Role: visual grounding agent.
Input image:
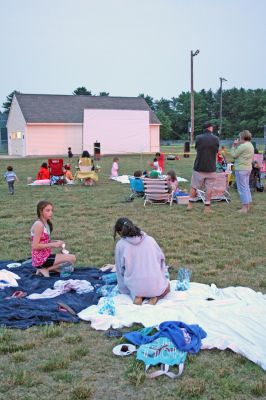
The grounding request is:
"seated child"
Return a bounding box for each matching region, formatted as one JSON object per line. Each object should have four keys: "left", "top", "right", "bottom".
{"left": 166, "top": 170, "right": 179, "bottom": 193}
{"left": 64, "top": 164, "right": 74, "bottom": 184}
{"left": 148, "top": 170, "right": 160, "bottom": 179}
{"left": 114, "top": 217, "right": 170, "bottom": 305}
{"left": 37, "top": 162, "right": 50, "bottom": 180}
{"left": 216, "top": 150, "right": 226, "bottom": 172}
{"left": 128, "top": 170, "right": 145, "bottom": 200}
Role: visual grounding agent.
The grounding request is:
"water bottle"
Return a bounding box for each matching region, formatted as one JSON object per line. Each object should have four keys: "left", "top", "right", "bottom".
{"left": 60, "top": 262, "right": 74, "bottom": 279}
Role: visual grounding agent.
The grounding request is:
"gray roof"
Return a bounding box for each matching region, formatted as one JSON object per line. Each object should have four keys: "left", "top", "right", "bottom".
{"left": 15, "top": 93, "right": 160, "bottom": 124}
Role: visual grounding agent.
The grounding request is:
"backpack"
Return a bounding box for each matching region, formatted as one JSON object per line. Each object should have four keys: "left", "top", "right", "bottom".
{"left": 137, "top": 336, "right": 187, "bottom": 379}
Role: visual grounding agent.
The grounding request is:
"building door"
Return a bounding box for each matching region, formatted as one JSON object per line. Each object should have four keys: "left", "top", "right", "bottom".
{"left": 10, "top": 132, "right": 24, "bottom": 155}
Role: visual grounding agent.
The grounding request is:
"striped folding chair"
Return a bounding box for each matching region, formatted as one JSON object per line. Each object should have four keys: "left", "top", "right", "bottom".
{"left": 143, "top": 178, "right": 173, "bottom": 206}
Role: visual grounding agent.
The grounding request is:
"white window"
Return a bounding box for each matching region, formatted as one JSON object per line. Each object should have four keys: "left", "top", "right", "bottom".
{"left": 11, "top": 132, "right": 22, "bottom": 139}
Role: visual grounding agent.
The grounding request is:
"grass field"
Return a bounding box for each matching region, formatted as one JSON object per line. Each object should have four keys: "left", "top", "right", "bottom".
{"left": 0, "top": 153, "right": 265, "bottom": 400}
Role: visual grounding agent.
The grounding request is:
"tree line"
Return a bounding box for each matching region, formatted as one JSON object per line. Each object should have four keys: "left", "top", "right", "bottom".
{"left": 2, "top": 87, "right": 265, "bottom": 138}
{"left": 139, "top": 88, "right": 266, "bottom": 139}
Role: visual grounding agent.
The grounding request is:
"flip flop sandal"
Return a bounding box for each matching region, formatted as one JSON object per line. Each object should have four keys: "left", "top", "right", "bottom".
{"left": 11, "top": 291, "right": 27, "bottom": 298}
{"left": 57, "top": 302, "right": 77, "bottom": 316}
{"left": 104, "top": 329, "right": 123, "bottom": 338}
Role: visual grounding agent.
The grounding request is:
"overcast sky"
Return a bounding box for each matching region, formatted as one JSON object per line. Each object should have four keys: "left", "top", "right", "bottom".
{"left": 1, "top": 0, "right": 266, "bottom": 110}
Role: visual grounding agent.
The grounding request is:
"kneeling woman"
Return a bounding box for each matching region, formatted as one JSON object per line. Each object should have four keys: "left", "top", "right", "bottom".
{"left": 114, "top": 217, "right": 170, "bottom": 305}
{"left": 31, "top": 200, "right": 76, "bottom": 277}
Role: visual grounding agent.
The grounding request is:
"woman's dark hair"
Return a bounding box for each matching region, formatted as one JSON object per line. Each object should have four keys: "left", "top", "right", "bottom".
{"left": 41, "top": 162, "right": 48, "bottom": 168}
{"left": 82, "top": 150, "right": 90, "bottom": 158}
{"left": 37, "top": 200, "right": 53, "bottom": 233}
{"left": 167, "top": 170, "right": 177, "bottom": 181}
{"left": 133, "top": 170, "right": 142, "bottom": 178}
{"left": 113, "top": 217, "right": 142, "bottom": 240}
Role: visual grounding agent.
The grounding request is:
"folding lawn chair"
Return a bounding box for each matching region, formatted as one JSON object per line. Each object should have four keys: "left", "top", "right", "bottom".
{"left": 197, "top": 172, "right": 231, "bottom": 204}
{"left": 74, "top": 157, "right": 98, "bottom": 185}
{"left": 128, "top": 177, "right": 145, "bottom": 200}
{"left": 143, "top": 178, "right": 173, "bottom": 206}
{"left": 48, "top": 159, "right": 65, "bottom": 185}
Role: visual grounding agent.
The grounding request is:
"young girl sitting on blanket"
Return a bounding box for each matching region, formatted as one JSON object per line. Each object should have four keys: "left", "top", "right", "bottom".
{"left": 113, "top": 217, "right": 170, "bottom": 305}
{"left": 30, "top": 200, "right": 76, "bottom": 277}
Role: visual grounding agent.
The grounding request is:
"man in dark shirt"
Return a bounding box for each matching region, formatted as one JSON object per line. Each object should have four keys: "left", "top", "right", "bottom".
{"left": 187, "top": 122, "right": 219, "bottom": 213}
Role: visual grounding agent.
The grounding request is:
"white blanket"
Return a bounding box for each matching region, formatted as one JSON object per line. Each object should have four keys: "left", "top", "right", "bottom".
{"left": 78, "top": 281, "right": 266, "bottom": 370}
{"left": 111, "top": 175, "right": 188, "bottom": 184}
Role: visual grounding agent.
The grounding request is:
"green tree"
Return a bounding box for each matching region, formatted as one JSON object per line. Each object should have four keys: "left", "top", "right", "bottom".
{"left": 73, "top": 87, "right": 92, "bottom": 95}
{"left": 99, "top": 92, "right": 109, "bottom": 96}
{"left": 171, "top": 92, "right": 190, "bottom": 139}
{"left": 2, "top": 90, "right": 20, "bottom": 114}
{"left": 156, "top": 110, "right": 172, "bottom": 140}
{"left": 138, "top": 93, "right": 155, "bottom": 111}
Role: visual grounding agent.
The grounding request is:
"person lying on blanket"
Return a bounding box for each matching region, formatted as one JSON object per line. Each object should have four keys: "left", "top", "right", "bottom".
{"left": 113, "top": 217, "right": 170, "bottom": 305}
{"left": 30, "top": 200, "right": 76, "bottom": 277}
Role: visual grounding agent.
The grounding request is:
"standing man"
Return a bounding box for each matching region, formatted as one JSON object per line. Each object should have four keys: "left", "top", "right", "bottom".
{"left": 187, "top": 122, "right": 219, "bottom": 213}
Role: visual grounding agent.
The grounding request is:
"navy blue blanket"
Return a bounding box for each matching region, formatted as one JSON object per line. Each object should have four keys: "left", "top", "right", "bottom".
{"left": 0, "top": 260, "right": 106, "bottom": 329}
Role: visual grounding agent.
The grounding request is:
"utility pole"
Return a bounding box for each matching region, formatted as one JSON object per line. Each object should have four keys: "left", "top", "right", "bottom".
{"left": 190, "top": 49, "right": 200, "bottom": 144}
{"left": 219, "top": 77, "right": 227, "bottom": 137}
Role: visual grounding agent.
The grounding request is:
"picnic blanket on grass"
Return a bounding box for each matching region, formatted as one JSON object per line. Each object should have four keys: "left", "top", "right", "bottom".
{"left": 0, "top": 261, "right": 106, "bottom": 329}
{"left": 111, "top": 175, "right": 188, "bottom": 184}
{"left": 78, "top": 281, "right": 266, "bottom": 370}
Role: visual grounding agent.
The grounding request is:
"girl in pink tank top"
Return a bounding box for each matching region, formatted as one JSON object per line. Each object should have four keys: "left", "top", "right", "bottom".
{"left": 30, "top": 200, "right": 76, "bottom": 277}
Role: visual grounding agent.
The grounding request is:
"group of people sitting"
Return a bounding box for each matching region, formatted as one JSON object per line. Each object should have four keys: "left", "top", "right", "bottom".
{"left": 128, "top": 168, "right": 185, "bottom": 203}
{"left": 32, "top": 150, "right": 99, "bottom": 186}
{"left": 32, "top": 162, "right": 74, "bottom": 185}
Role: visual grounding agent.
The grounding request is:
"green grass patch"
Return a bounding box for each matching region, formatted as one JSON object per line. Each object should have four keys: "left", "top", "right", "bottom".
{"left": 69, "top": 386, "right": 94, "bottom": 400}
{"left": 64, "top": 335, "right": 83, "bottom": 344}
{"left": 125, "top": 359, "right": 146, "bottom": 387}
{"left": 42, "top": 324, "right": 64, "bottom": 338}
{"left": 10, "top": 351, "right": 27, "bottom": 363}
{"left": 0, "top": 342, "right": 36, "bottom": 354}
{"left": 39, "top": 356, "right": 70, "bottom": 372}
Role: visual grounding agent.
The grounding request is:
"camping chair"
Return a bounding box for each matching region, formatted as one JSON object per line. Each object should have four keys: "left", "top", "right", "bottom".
{"left": 74, "top": 157, "right": 98, "bottom": 185}
{"left": 48, "top": 159, "right": 65, "bottom": 185}
{"left": 197, "top": 172, "right": 231, "bottom": 204}
{"left": 143, "top": 178, "right": 173, "bottom": 206}
{"left": 78, "top": 157, "right": 92, "bottom": 172}
{"left": 128, "top": 177, "right": 145, "bottom": 200}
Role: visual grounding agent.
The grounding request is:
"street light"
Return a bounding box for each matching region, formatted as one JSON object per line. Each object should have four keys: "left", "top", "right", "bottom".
{"left": 190, "top": 49, "right": 200, "bottom": 144}
{"left": 219, "top": 77, "right": 227, "bottom": 137}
